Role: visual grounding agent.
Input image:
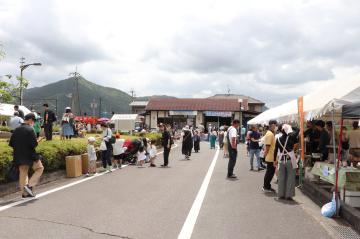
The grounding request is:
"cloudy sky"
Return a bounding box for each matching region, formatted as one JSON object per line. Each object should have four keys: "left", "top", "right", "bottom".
{"left": 1, "top": 0, "right": 360, "bottom": 106}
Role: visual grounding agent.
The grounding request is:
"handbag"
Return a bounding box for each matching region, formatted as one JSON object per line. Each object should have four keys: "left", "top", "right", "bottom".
{"left": 100, "top": 141, "right": 107, "bottom": 151}
{"left": 6, "top": 162, "right": 19, "bottom": 181}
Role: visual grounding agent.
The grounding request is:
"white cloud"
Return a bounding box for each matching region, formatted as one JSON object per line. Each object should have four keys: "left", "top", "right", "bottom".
{"left": 1, "top": 0, "right": 360, "bottom": 107}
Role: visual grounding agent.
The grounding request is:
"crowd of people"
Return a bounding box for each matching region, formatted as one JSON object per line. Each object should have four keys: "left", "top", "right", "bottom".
{"left": 6, "top": 102, "right": 360, "bottom": 203}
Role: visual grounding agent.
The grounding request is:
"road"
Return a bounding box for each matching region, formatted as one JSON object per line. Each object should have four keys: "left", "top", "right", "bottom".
{"left": 0, "top": 142, "right": 337, "bottom": 239}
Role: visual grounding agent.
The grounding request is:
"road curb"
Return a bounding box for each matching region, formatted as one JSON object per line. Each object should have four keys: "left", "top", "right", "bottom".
{"left": 301, "top": 179, "right": 360, "bottom": 234}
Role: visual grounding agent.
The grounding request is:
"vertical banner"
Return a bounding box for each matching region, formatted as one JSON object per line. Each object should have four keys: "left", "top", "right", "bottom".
{"left": 298, "top": 96, "right": 305, "bottom": 186}
{"left": 298, "top": 96, "right": 305, "bottom": 162}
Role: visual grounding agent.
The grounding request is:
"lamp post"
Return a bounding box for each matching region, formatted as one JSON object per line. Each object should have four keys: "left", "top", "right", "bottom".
{"left": 19, "top": 62, "right": 42, "bottom": 105}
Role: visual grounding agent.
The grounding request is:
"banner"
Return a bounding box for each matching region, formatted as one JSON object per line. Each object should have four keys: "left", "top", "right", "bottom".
{"left": 204, "top": 111, "right": 232, "bottom": 117}
{"left": 298, "top": 96, "right": 305, "bottom": 162}
{"left": 169, "top": 110, "right": 197, "bottom": 116}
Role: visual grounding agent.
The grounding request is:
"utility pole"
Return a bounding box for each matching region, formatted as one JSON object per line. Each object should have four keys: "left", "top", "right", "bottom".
{"left": 99, "top": 97, "right": 102, "bottom": 118}
{"left": 130, "top": 89, "right": 135, "bottom": 102}
{"left": 69, "top": 67, "right": 81, "bottom": 116}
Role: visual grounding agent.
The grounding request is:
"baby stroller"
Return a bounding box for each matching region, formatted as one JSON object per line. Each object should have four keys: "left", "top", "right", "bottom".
{"left": 121, "top": 139, "right": 142, "bottom": 165}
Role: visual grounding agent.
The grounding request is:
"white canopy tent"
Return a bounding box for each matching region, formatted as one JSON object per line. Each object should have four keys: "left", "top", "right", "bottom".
{"left": 111, "top": 114, "right": 138, "bottom": 132}
{"left": 248, "top": 77, "right": 360, "bottom": 125}
{"left": 0, "top": 103, "right": 32, "bottom": 117}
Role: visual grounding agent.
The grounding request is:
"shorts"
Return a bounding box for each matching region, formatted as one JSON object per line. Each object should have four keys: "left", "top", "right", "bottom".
{"left": 114, "top": 154, "right": 123, "bottom": 160}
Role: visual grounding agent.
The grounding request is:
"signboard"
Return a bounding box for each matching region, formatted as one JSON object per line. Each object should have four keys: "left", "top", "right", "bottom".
{"left": 204, "top": 111, "right": 232, "bottom": 117}
{"left": 169, "top": 110, "right": 197, "bottom": 116}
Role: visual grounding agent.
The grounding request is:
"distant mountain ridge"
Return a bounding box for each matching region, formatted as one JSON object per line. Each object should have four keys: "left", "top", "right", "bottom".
{"left": 24, "top": 77, "right": 133, "bottom": 117}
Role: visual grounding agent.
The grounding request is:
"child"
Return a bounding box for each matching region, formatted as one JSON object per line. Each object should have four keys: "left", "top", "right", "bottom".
{"left": 87, "top": 137, "right": 97, "bottom": 176}
{"left": 137, "top": 146, "right": 146, "bottom": 167}
{"left": 112, "top": 133, "right": 125, "bottom": 169}
{"left": 149, "top": 139, "right": 157, "bottom": 167}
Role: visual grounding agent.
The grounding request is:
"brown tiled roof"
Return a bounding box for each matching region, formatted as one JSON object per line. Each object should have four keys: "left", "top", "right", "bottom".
{"left": 145, "top": 98, "right": 241, "bottom": 111}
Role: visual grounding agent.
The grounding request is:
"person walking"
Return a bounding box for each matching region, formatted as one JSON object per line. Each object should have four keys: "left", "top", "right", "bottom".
{"left": 61, "top": 107, "right": 74, "bottom": 139}
{"left": 249, "top": 125, "right": 264, "bottom": 171}
{"left": 9, "top": 113, "right": 44, "bottom": 198}
{"left": 193, "top": 130, "right": 201, "bottom": 153}
{"left": 209, "top": 130, "right": 217, "bottom": 149}
{"left": 218, "top": 130, "right": 224, "bottom": 149}
{"left": 100, "top": 123, "right": 113, "bottom": 171}
{"left": 33, "top": 113, "right": 41, "bottom": 139}
{"left": 263, "top": 120, "right": 277, "bottom": 193}
{"left": 160, "top": 124, "right": 171, "bottom": 167}
{"left": 241, "top": 125, "right": 246, "bottom": 143}
{"left": 9, "top": 111, "right": 24, "bottom": 133}
{"left": 227, "top": 119, "right": 240, "bottom": 179}
{"left": 43, "top": 103, "right": 56, "bottom": 141}
{"left": 182, "top": 126, "right": 193, "bottom": 160}
{"left": 275, "top": 124, "right": 298, "bottom": 200}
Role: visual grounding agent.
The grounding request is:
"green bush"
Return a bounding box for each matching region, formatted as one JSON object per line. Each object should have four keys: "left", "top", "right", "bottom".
{"left": 0, "top": 139, "right": 88, "bottom": 183}
{"left": 0, "top": 126, "right": 10, "bottom": 132}
{"left": 0, "top": 133, "right": 161, "bottom": 183}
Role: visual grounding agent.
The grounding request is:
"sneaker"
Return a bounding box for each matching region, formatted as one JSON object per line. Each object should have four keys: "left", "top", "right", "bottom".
{"left": 86, "top": 173, "right": 90, "bottom": 177}
{"left": 24, "top": 185, "right": 34, "bottom": 197}
{"left": 249, "top": 168, "right": 254, "bottom": 171}
{"left": 227, "top": 174, "right": 237, "bottom": 179}
{"left": 22, "top": 194, "right": 34, "bottom": 199}
{"left": 262, "top": 187, "right": 276, "bottom": 193}
{"left": 257, "top": 168, "right": 264, "bottom": 171}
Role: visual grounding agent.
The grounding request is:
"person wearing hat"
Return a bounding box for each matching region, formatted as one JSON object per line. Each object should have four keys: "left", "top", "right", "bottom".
{"left": 182, "top": 126, "right": 193, "bottom": 160}
{"left": 9, "top": 113, "right": 44, "bottom": 198}
{"left": 274, "top": 124, "right": 298, "bottom": 200}
{"left": 61, "top": 107, "right": 74, "bottom": 139}
{"left": 87, "top": 136, "right": 97, "bottom": 176}
{"left": 263, "top": 119, "right": 278, "bottom": 193}
{"left": 42, "top": 103, "right": 57, "bottom": 140}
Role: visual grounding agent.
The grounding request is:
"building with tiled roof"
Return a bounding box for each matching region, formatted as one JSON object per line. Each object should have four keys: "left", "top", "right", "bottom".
{"left": 142, "top": 95, "right": 265, "bottom": 129}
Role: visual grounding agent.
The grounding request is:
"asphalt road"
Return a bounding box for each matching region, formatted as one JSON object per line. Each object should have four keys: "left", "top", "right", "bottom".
{"left": 0, "top": 142, "right": 335, "bottom": 239}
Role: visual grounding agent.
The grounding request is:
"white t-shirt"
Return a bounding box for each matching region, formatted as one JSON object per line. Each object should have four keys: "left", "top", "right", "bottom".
{"left": 113, "top": 138, "right": 125, "bottom": 155}
{"left": 228, "top": 126, "right": 238, "bottom": 142}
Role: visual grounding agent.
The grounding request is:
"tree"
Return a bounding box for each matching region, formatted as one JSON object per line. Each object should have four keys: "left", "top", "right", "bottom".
{"left": 0, "top": 79, "right": 14, "bottom": 103}
{"left": 0, "top": 44, "right": 15, "bottom": 103}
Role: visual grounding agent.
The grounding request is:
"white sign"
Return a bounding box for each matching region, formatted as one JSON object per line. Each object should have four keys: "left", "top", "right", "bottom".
{"left": 169, "top": 110, "right": 198, "bottom": 116}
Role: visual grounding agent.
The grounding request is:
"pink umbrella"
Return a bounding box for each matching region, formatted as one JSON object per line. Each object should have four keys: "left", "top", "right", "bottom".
{"left": 97, "top": 117, "right": 110, "bottom": 123}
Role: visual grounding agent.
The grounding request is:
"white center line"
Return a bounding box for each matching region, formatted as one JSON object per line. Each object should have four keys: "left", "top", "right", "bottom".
{"left": 178, "top": 147, "right": 220, "bottom": 239}
{"left": 0, "top": 144, "right": 178, "bottom": 213}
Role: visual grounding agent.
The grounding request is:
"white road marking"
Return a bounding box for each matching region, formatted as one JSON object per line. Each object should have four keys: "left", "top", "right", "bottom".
{"left": 0, "top": 144, "right": 178, "bottom": 213}
{"left": 178, "top": 147, "right": 220, "bottom": 239}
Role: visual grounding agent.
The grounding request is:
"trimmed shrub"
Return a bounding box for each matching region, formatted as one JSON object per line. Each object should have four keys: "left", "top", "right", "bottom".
{"left": 0, "top": 126, "right": 10, "bottom": 132}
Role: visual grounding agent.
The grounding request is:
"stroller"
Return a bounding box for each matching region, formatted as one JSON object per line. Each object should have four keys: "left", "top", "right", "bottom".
{"left": 121, "top": 139, "right": 142, "bottom": 165}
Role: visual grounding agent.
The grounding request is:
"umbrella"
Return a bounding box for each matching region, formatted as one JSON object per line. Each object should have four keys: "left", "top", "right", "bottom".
{"left": 97, "top": 117, "right": 110, "bottom": 123}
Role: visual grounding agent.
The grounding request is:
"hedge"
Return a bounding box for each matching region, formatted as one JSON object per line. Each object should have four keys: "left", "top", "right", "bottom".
{"left": 0, "top": 132, "right": 162, "bottom": 183}
{"left": 0, "top": 126, "right": 10, "bottom": 132}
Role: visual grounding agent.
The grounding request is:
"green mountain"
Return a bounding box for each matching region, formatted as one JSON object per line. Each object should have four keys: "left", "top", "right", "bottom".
{"left": 23, "top": 77, "right": 133, "bottom": 118}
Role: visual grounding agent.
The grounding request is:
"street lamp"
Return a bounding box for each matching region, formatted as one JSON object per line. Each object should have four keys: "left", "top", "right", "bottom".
{"left": 19, "top": 62, "right": 42, "bottom": 105}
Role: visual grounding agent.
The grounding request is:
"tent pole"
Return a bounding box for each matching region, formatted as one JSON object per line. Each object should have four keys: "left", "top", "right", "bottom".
{"left": 335, "top": 118, "right": 343, "bottom": 216}
{"left": 331, "top": 103, "right": 339, "bottom": 216}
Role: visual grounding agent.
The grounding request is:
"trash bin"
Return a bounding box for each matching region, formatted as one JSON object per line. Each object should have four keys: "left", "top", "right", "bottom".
{"left": 81, "top": 153, "right": 89, "bottom": 174}
{"left": 65, "top": 155, "right": 82, "bottom": 177}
